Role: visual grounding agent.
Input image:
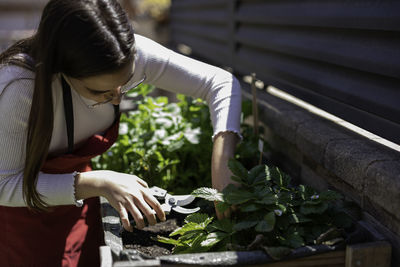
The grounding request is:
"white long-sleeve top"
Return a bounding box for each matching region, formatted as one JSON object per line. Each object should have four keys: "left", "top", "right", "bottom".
{"left": 0, "top": 34, "right": 241, "bottom": 207}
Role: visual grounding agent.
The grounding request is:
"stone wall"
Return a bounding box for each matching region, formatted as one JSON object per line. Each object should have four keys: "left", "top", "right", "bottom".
{"left": 242, "top": 85, "right": 400, "bottom": 267}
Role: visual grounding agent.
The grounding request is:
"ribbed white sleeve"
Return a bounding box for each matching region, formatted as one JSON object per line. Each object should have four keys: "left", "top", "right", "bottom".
{"left": 134, "top": 35, "right": 242, "bottom": 140}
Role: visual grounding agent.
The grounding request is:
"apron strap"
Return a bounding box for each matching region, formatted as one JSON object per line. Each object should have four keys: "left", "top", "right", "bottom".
{"left": 113, "top": 104, "right": 120, "bottom": 119}
{"left": 61, "top": 76, "right": 75, "bottom": 154}
{"left": 61, "top": 76, "right": 120, "bottom": 154}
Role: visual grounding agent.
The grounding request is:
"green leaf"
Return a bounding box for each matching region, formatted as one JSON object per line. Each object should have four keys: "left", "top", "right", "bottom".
{"left": 268, "top": 167, "right": 291, "bottom": 188}
{"left": 248, "top": 165, "right": 266, "bottom": 185}
{"left": 288, "top": 213, "right": 312, "bottom": 224}
{"left": 200, "top": 232, "right": 229, "bottom": 248}
{"left": 224, "top": 189, "right": 255, "bottom": 205}
{"left": 166, "top": 138, "right": 185, "bottom": 152}
{"left": 188, "top": 233, "right": 211, "bottom": 253}
{"left": 184, "top": 213, "right": 212, "bottom": 224}
{"left": 282, "top": 232, "right": 305, "bottom": 248}
{"left": 240, "top": 203, "right": 260, "bottom": 212}
{"left": 170, "top": 222, "right": 206, "bottom": 237}
{"left": 277, "top": 192, "right": 294, "bottom": 204}
{"left": 230, "top": 175, "right": 244, "bottom": 184}
{"left": 207, "top": 219, "right": 234, "bottom": 233}
{"left": 255, "top": 194, "right": 278, "bottom": 205}
{"left": 262, "top": 246, "right": 292, "bottom": 260}
{"left": 233, "top": 220, "right": 258, "bottom": 231}
{"left": 156, "top": 236, "right": 185, "bottom": 246}
{"left": 173, "top": 233, "right": 209, "bottom": 254}
{"left": 228, "top": 159, "right": 248, "bottom": 182}
{"left": 216, "top": 201, "right": 231, "bottom": 213}
{"left": 298, "top": 185, "right": 316, "bottom": 200}
{"left": 254, "top": 186, "right": 273, "bottom": 197}
{"left": 177, "top": 230, "right": 203, "bottom": 242}
{"left": 275, "top": 204, "right": 287, "bottom": 213}
{"left": 300, "top": 201, "right": 329, "bottom": 215}
{"left": 255, "top": 212, "right": 275, "bottom": 232}
{"left": 191, "top": 187, "right": 224, "bottom": 202}
{"left": 264, "top": 165, "right": 272, "bottom": 181}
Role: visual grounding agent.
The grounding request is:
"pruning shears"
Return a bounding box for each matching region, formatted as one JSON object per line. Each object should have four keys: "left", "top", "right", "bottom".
{"left": 148, "top": 186, "right": 200, "bottom": 215}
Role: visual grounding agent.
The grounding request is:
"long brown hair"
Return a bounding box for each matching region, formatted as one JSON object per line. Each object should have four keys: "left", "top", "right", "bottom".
{"left": 0, "top": 0, "right": 135, "bottom": 211}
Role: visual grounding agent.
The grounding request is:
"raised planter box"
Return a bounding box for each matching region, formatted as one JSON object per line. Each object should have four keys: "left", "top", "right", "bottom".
{"left": 99, "top": 197, "right": 392, "bottom": 267}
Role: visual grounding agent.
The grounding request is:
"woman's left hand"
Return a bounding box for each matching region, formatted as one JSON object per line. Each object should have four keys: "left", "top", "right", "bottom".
{"left": 211, "top": 131, "right": 240, "bottom": 219}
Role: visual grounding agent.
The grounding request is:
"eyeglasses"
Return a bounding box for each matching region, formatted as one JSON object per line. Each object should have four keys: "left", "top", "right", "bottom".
{"left": 89, "top": 74, "right": 146, "bottom": 108}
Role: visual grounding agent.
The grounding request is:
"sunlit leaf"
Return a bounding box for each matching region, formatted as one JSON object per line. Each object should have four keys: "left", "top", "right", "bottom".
{"left": 184, "top": 213, "right": 212, "bottom": 224}
{"left": 191, "top": 187, "right": 224, "bottom": 202}
{"left": 156, "top": 236, "right": 184, "bottom": 246}
{"left": 200, "top": 232, "right": 229, "bottom": 247}
{"left": 170, "top": 222, "right": 206, "bottom": 236}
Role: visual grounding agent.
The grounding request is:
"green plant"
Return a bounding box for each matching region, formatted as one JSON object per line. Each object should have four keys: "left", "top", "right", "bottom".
{"left": 157, "top": 159, "right": 357, "bottom": 259}
{"left": 92, "top": 84, "right": 214, "bottom": 194}
{"left": 92, "top": 84, "right": 262, "bottom": 194}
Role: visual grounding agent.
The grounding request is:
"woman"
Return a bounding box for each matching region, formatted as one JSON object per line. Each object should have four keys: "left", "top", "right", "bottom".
{"left": 0, "top": 0, "right": 241, "bottom": 266}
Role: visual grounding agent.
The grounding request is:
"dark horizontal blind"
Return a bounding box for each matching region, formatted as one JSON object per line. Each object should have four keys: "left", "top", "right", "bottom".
{"left": 170, "top": 0, "right": 400, "bottom": 144}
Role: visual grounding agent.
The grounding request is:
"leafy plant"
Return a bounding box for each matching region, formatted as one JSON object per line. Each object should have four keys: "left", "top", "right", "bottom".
{"left": 155, "top": 213, "right": 234, "bottom": 254}
{"left": 157, "top": 159, "right": 357, "bottom": 260}
{"left": 92, "top": 84, "right": 261, "bottom": 194}
{"left": 92, "top": 84, "right": 214, "bottom": 193}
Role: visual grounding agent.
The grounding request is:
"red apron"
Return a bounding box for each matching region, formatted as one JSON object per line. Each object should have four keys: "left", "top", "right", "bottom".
{"left": 0, "top": 76, "right": 120, "bottom": 267}
{"left": 0, "top": 119, "right": 119, "bottom": 267}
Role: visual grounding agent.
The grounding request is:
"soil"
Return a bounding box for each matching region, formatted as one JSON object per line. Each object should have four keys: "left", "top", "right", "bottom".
{"left": 121, "top": 199, "right": 215, "bottom": 258}
{"left": 122, "top": 217, "right": 182, "bottom": 257}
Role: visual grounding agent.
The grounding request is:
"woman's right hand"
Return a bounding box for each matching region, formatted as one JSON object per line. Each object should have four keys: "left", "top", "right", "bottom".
{"left": 75, "top": 170, "right": 166, "bottom": 232}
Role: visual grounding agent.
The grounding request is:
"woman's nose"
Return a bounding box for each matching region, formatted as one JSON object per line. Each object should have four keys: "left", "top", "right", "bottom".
{"left": 110, "top": 87, "right": 123, "bottom": 105}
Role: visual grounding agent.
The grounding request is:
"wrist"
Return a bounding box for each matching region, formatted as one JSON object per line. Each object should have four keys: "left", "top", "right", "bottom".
{"left": 74, "top": 170, "right": 108, "bottom": 200}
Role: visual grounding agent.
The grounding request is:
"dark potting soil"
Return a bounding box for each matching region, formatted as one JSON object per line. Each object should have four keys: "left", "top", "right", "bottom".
{"left": 121, "top": 200, "right": 215, "bottom": 258}
{"left": 121, "top": 218, "right": 180, "bottom": 257}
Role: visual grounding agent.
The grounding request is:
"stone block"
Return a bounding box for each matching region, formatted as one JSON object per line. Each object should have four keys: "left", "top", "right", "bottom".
{"left": 364, "top": 160, "right": 400, "bottom": 222}
{"left": 259, "top": 107, "right": 312, "bottom": 145}
{"left": 324, "top": 139, "right": 399, "bottom": 192}
{"left": 363, "top": 197, "right": 400, "bottom": 237}
{"left": 296, "top": 118, "right": 351, "bottom": 165}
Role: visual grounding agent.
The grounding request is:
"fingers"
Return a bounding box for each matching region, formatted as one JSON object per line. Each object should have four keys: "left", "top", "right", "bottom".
{"left": 118, "top": 202, "right": 133, "bottom": 232}
{"left": 125, "top": 199, "right": 146, "bottom": 229}
{"left": 132, "top": 195, "right": 157, "bottom": 226}
{"left": 112, "top": 173, "right": 166, "bottom": 229}
{"left": 142, "top": 191, "right": 166, "bottom": 222}
{"left": 134, "top": 176, "right": 148, "bottom": 188}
